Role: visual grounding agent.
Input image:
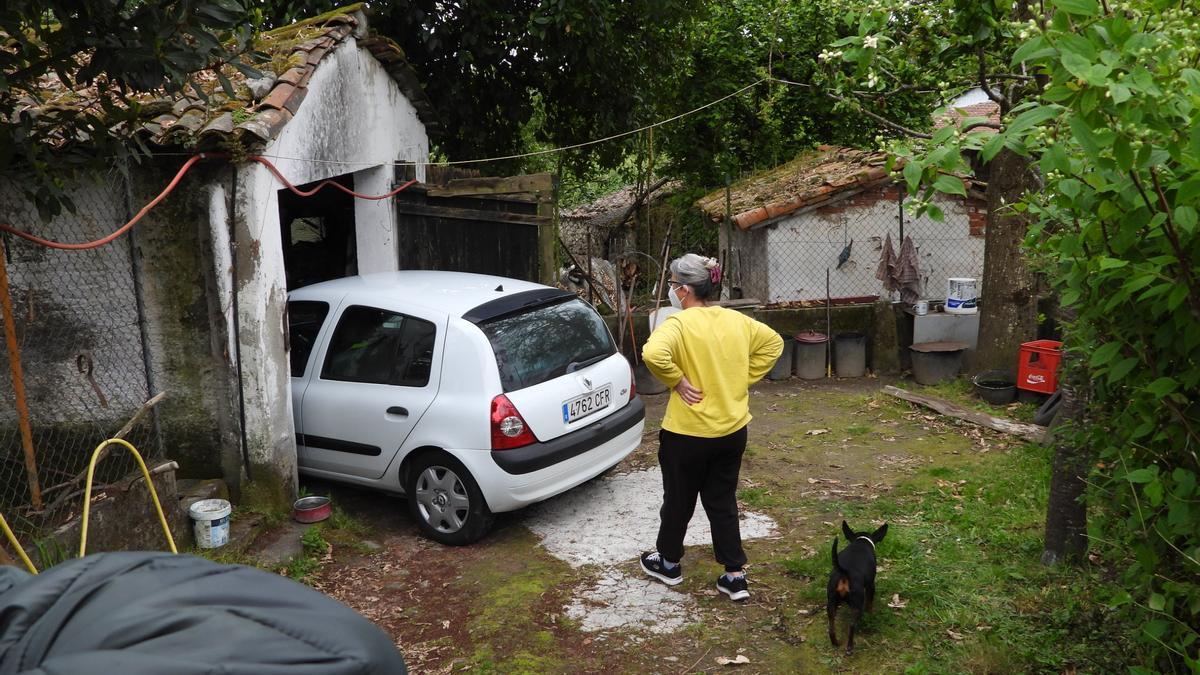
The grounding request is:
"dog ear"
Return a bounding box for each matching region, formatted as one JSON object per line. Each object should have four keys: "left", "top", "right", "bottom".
{"left": 842, "top": 520, "right": 855, "bottom": 541}
{"left": 871, "top": 522, "right": 888, "bottom": 543}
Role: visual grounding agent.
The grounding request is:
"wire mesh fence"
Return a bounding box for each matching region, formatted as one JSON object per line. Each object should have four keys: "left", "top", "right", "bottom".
{"left": 726, "top": 183, "right": 987, "bottom": 306}
{"left": 0, "top": 174, "right": 161, "bottom": 540}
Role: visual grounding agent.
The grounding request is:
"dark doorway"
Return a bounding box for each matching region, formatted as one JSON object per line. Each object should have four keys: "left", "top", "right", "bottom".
{"left": 279, "top": 174, "right": 357, "bottom": 290}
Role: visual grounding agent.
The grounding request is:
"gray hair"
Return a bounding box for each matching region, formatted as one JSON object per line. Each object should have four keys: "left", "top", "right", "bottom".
{"left": 670, "top": 253, "right": 719, "bottom": 300}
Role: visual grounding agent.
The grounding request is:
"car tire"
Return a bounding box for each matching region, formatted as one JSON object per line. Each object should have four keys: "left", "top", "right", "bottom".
{"left": 406, "top": 451, "right": 494, "bottom": 545}
{"left": 1033, "top": 390, "right": 1063, "bottom": 427}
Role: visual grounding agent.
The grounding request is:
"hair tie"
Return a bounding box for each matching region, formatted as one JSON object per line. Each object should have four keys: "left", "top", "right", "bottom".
{"left": 709, "top": 264, "right": 722, "bottom": 285}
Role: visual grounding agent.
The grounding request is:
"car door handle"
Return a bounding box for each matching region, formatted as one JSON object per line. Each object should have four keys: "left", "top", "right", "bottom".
{"left": 386, "top": 406, "right": 409, "bottom": 417}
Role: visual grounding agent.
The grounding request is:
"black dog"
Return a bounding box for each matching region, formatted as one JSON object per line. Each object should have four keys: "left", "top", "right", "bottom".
{"left": 826, "top": 520, "right": 888, "bottom": 654}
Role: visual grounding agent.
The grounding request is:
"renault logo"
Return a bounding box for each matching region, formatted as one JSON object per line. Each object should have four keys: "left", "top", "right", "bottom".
{"left": 582, "top": 376, "right": 593, "bottom": 390}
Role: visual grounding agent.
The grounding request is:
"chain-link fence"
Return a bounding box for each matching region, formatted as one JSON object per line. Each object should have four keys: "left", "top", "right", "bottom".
{"left": 0, "top": 174, "right": 161, "bottom": 541}
{"left": 726, "top": 183, "right": 987, "bottom": 306}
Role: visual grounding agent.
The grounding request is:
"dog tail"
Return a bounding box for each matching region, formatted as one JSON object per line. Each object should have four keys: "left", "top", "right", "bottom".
{"left": 831, "top": 538, "right": 849, "bottom": 576}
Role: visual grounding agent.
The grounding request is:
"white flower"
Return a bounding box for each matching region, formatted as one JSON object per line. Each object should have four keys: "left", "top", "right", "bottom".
{"left": 864, "top": 35, "right": 880, "bottom": 49}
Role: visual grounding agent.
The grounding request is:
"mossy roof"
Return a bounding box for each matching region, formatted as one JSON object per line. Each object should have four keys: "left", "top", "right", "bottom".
{"left": 696, "top": 146, "right": 891, "bottom": 230}
{"left": 15, "top": 4, "right": 438, "bottom": 152}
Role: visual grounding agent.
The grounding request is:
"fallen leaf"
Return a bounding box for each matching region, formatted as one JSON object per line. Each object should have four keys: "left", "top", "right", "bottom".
{"left": 806, "top": 429, "right": 829, "bottom": 436}
{"left": 441, "top": 620, "right": 450, "bottom": 629}
{"left": 715, "top": 654, "right": 751, "bottom": 665}
{"left": 947, "top": 629, "right": 965, "bottom": 641}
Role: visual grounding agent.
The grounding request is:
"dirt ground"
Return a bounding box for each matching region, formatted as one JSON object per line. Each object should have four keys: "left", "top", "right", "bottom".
{"left": 291, "top": 376, "right": 1016, "bottom": 674}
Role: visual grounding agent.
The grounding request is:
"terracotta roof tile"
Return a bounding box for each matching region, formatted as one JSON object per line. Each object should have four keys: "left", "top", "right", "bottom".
{"left": 282, "top": 86, "right": 308, "bottom": 115}
{"left": 696, "top": 146, "right": 893, "bottom": 230}
{"left": 259, "top": 82, "right": 296, "bottom": 111}
{"left": 17, "top": 4, "right": 439, "bottom": 151}
{"left": 934, "top": 101, "right": 1001, "bottom": 132}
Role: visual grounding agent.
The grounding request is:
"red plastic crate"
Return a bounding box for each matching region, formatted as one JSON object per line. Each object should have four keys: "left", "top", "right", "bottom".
{"left": 1017, "top": 340, "right": 1063, "bottom": 394}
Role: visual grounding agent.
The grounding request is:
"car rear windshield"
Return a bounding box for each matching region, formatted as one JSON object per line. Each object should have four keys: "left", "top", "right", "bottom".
{"left": 478, "top": 298, "right": 615, "bottom": 392}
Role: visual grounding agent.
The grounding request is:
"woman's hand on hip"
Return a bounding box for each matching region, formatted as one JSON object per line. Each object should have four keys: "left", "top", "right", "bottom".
{"left": 674, "top": 376, "right": 704, "bottom": 405}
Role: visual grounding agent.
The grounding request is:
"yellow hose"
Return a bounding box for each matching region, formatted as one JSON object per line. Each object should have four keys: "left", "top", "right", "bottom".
{"left": 0, "top": 511, "right": 38, "bottom": 574}
{"left": 80, "top": 438, "right": 177, "bottom": 557}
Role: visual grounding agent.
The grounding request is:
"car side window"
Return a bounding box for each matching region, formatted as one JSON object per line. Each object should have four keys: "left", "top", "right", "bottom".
{"left": 287, "top": 301, "right": 330, "bottom": 377}
{"left": 321, "top": 305, "right": 436, "bottom": 387}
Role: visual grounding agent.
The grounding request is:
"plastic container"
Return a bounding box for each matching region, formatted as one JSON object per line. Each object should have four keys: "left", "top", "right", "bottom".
{"left": 1017, "top": 339, "right": 1063, "bottom": 393}
{"left": 834, "top": 332, "right": 867, "bottom": 378}
{"left": 946, "top": 278, "right": 978, "bottom": 314}
{"left": 189, "top": 498, "right": 231, "bottom": 549}
{"left": 793, "top": 331, "right": 828, "bottom": 380}
{"left": 972, "top": 370, "right": 1016, "bottom": 404}
{"left": 767, "top": 334, "right": 795, "bottom": 380}
{"left": 914, "top": 300, "right": 929, "bottom": 315}
{"left": 909, "top": 341, "right": 968, "bottom": 385}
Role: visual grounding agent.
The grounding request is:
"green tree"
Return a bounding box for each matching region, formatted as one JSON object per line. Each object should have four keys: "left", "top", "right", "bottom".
{"left": 820, "top": 0, "right": 1199, "bottom": 667}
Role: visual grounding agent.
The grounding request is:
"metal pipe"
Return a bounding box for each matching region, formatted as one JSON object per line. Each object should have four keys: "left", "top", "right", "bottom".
{"left": 123, "top": 167, "right": 164, "bottom": 453}
{"left": 229, "top": 167, "right": 252, "bottom": 480}
{"left": 0, "top": 240, "right": 42, "bottom": 508}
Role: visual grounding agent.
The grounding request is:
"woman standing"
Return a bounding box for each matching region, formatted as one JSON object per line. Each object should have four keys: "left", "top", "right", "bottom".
{"left": 640, "top": 254, "right": 783, "bottom": 601}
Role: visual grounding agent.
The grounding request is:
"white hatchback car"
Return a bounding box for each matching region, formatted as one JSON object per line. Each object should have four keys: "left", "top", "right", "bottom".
{"left": 287, "top": 271, "right": 644, "bottom": 544}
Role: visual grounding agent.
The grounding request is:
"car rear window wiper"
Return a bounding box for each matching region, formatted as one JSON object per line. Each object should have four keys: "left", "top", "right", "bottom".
{"left": 565, "top": 353, "right": 608, "bottom": 373}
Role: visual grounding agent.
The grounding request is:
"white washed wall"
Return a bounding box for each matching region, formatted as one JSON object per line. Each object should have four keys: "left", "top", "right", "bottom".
{"left": 227, "top": 38, "right": 430, "bottom": 479}
{"left": 761, "top": 189, "right": 985, "bottom": 303}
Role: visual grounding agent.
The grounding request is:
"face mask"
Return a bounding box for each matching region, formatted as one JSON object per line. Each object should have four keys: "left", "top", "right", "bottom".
{"left": 668, "top": 285, "right": 685, "bottom": 309}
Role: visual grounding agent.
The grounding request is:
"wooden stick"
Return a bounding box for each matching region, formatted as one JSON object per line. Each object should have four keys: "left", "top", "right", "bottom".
{"left": 40, "top": 391, "right": 168, "bottom": 501}
{"left": 882, "top": 385, "right": 1046, "bottom": 443}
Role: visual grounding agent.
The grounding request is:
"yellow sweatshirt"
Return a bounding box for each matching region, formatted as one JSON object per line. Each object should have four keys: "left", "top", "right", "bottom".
{"left": 642, "top": 306, "right": 784, "bottom": 438}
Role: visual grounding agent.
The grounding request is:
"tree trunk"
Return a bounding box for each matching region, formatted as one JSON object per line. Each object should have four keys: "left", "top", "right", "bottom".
{"left": 1041, "top": 349, "right": 1091, "bottom": 565}
{"left": 973, "top": 148, "right": 1040, "bottom": 377}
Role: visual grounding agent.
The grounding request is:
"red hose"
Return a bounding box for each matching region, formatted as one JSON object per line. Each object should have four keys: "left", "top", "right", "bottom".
{"left": 0, "top": 154, "right": 207, "bottom": 250}
{"left": 247, "top": 155, "right": 418, "bottom": 200}
{"left": 0, "top": 153, "right": 418, "bottom": 251}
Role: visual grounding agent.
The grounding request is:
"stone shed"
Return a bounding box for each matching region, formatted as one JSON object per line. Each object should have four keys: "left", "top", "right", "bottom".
{"left": 0, "top": 6, "right": 436, "bottom": 512}
{"left": 698, "top": 146, "right": 988, "bottom": 305}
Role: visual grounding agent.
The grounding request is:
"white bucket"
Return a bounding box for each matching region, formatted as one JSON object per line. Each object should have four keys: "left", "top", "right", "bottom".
{"left": 648, "top": 306, "right": 681, "bottom": 333}
{"left": 946, "top": 277, "right": 978, "bottom": 314}
{"left": 914, "top": 300, "right": 929, "bottom": 315}
{"left": 189, "top": 498, "right": 231, "bottom": 549}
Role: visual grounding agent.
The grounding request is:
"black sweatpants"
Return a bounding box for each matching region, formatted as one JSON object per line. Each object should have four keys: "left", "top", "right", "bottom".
{"left": 655, "top": 425, "right": 748, "bottom": 572}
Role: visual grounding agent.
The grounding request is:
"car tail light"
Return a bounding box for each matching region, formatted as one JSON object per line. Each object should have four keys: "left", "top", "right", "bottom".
{"left": 630, "top": 368, "right": 636, "bottom": 399}
{"left": 491, "top": 394, "right": 537, "bottom": 450}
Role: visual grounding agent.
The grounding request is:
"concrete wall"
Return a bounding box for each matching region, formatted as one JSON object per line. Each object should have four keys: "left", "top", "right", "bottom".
{"left": 228, "top": 38, "right": 429, "bottom": 500}
{"left": 132, "top": 161, "right": 241, "bottom": 482}
{"left": 731, "top": 184, "right": 986, "bottom": 304}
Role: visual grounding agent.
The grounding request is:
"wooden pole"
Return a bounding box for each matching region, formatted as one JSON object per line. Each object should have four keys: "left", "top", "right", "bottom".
{"left": 0, "top": 241, "right": 42, "bottom": 509}
{"left": 826, "top": 268, "right": 833, "bottom": 378}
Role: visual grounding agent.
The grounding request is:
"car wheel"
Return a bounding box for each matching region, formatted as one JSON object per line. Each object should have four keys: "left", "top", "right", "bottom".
{"left": 406, "top": 452, "right": 494, "bottom": 545}
{"left": 1033, "top": 390, "right": 1063, "bottom": 427}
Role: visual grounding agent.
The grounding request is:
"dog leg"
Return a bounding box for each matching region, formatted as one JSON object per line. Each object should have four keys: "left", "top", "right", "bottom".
{"left": 866, "top": 581, "right": 876, "bottom": 613}
{"left": 827, "top": 602, "right": 839, "bottom": 647}
{"left": 845, "top": 607, "right": 860, "bottom": 655}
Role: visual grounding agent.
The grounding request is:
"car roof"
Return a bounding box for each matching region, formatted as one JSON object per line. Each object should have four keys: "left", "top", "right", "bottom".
{"left": 287, "top": 271, "right": 550, "bottom": 318}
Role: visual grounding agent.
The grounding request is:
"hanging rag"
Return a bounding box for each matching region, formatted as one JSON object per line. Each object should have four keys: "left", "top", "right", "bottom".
{"left": 875, "top": 232, "right": 897, "bottom": 294}
{"left": 895, "top": 235, "right": 922, "bottom": 304}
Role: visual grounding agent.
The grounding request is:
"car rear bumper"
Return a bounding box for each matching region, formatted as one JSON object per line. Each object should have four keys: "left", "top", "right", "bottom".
{"left": 492, "top": 396, "right": 645, "bottom": 475}
{"left": 459, "top": 397, "right": 645, "bottom": 513}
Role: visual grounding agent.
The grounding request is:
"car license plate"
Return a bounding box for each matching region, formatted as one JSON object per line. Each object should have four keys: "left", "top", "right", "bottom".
{"left": 562, "top": 385, "right": 611, "bottom": 424}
